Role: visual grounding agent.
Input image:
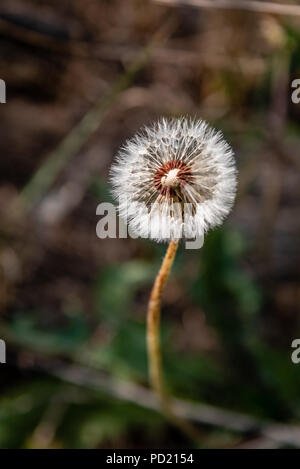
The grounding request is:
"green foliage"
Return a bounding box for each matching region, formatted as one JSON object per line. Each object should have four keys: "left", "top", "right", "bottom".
{"left": 85, "top": 318, "right": 148, "bottom": 380}
{"left": 186, "top": 228, "right": 300, "bottom": 418}
{"left": 94, "top": 260, "right": 155, "bottom": 322}
{"left": 4, "top": 313, "right": 90, "bottom": 355}
{"left": 0, "top": 381, "right": 57, "bottom": 448}
{"left": 58, "top": 398, "right": 162, "bottom": 449}
{"left": 0, "top": 379, "right": 164, "bottom": 449}
{"left": 190, "top": 228, "right": 261, "bottom": 341}
{"left": 89, "top": 179, "right": 113, "bottom": 204}
{"left": 3, "top": 224, "right": 300, "bottom": 444}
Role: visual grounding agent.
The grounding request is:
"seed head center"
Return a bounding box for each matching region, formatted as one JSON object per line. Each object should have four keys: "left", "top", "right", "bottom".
{"left": 161, "top": 168, "right": 180, "bottom": 188}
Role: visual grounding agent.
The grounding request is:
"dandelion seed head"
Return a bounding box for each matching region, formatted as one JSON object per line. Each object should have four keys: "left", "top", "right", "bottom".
{"left": 110, "top": 117, "right": 237, "bottom": 242}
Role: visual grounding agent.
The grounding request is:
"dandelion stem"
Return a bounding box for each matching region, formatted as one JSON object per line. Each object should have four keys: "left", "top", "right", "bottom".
{"left": 147, "top": 240, "right": 202, "bottom": 444}
{"left": 147, "top": 240, "right": 178, "bottom": 402}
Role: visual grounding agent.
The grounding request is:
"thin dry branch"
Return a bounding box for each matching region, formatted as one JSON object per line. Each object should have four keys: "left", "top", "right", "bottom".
{"left": 153, "top": 0, "right": 300, "bottom": 17}
{"left": 32, "top": 356, "right": 300, "bottom": 448}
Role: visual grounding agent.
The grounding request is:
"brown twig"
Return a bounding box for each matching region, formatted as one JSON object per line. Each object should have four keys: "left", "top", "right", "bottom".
{"left": 153, "top": 0, "right": 300, "bottom": 17}
{"left": 27, "top": 355, "right": 300, "bottom": 448}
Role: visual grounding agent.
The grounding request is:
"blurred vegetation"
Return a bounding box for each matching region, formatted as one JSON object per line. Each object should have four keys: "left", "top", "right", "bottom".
{"left": 0, "top": 0, "right": 300, "bottom": 449}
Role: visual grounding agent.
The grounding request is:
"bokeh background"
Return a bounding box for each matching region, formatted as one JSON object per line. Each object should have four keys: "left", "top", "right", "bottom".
{"left": 0, "top": 0, "right": 300, "bottom": 449}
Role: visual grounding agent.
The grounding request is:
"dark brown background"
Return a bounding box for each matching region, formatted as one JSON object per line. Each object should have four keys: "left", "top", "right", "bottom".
{"left": 0, "top": 0, "right": 299, "bottom": 449}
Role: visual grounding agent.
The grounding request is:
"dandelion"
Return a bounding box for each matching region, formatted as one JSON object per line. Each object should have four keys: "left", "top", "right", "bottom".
{"left": 110, "top": 117, "right": 237, "bottom": 242}
{"left": 110, "top": 117, "right": 237, "bottom": 442}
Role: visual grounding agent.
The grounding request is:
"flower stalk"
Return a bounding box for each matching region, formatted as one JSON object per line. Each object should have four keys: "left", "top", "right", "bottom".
{"left": 147, "top": 240, "right": 179, "bottom": 406}
{"left": 147, "top": 240, "right": 202, "bottom": 444}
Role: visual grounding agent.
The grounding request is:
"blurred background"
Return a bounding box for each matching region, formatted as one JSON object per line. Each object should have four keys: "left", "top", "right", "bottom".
{"left": 0, "top": 0, "right": 300, "bottom": 449}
